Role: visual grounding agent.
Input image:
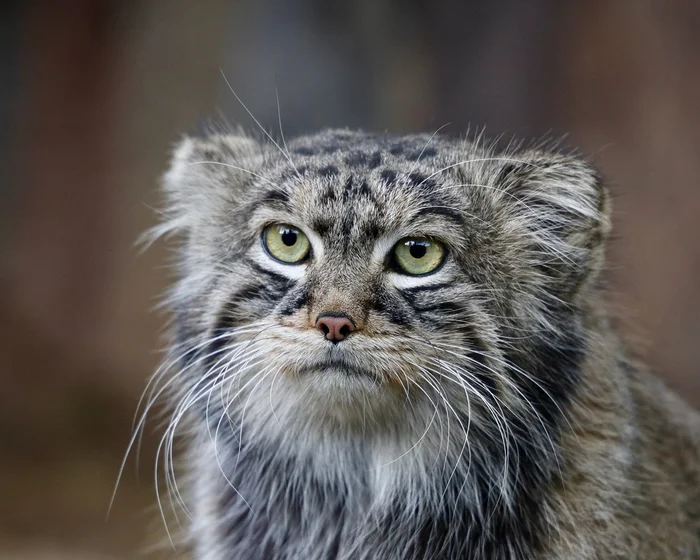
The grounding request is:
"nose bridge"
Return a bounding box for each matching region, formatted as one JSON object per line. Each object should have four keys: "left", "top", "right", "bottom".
{"left": 309, "top": 261, "right": 372, "bottom": 327}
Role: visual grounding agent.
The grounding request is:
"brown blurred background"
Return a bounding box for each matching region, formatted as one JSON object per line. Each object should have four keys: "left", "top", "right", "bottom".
{"left": 0, "top": 0, "right": 698, "bottom": 558}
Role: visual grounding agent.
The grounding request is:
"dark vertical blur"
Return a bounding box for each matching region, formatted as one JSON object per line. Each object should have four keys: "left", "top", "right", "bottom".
{"left": 0, "top": 2, "right": 20, "bottom": 260}
{"left": 0, "top": 1, "right": 698, "bottom": 557}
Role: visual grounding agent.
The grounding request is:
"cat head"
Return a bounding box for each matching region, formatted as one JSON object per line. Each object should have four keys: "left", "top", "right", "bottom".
{"left": 159, "top": 129, "right": 610, "bottom": 438}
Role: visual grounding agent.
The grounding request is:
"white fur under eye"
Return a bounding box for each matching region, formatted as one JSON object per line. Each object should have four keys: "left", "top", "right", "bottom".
{"left": 254, "top": 248, "right": 308, "bottom": 280}
{"left": 386, "top": 267, "right": 450, "bottom": 290}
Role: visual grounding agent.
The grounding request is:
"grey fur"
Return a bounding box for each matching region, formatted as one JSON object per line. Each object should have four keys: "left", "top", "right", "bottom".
{"left": 142, "top": 129, "right": 700, "bottom": 559}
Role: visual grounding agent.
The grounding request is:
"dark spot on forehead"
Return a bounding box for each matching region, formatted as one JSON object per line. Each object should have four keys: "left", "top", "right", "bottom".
{"left": 341, "top": 175, "right": 373, "bottom": 200}
{"left": 323, "top": 144, "right": 341, "bottom": 154}
{"left": 319, "top": 165, "right": 339, "bottom": 178}
{"left": 389, "top": 145, "right": 404, "bottom": 155}
{"left": 294, "top": 147, "right": 315, "bottom": 156}
{"left": 312, "top": 217, "right": 332, "bottom": 236}
{"left": 380, "top": 169, "right": 397, "bottom": 185}
{"left": 368, "top": 152, "right": 382, "bottom": 168}
{"left": 358, "top": 179, "right": 371, "bottom": 197}
{"left": 362, "top": 221, "right": 380, "bottom": 239}
{"left": 407, "top": 173, "right": 439, "bottom": 195}
{"left": 319, "top": 185, "right": 336, "bottom": 203}
{"left": 343, "top": 175, "right": 354, "bottom": 191}
{"left": 407, "top": 173, "right": 428, "bottom": 187}
{"left": 407, "top": 146, "right": 438, "bottom": 160}
{"left": 344, "top": 151, "right": 368, "bottom": 166}
{"left": 340, "top": 213, "right": 354, "bottom": 239}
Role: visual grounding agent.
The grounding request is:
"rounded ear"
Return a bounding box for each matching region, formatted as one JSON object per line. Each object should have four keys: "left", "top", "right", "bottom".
{"left": 496, "top": 151, "right": 612, "bottom": 301}
{"left": 160, "top": 132, "right": 264, "bottom": 233}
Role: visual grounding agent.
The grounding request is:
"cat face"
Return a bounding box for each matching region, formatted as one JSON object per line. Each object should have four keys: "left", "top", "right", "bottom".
{"left": 159, "top": 129, "right": 609, "bottom": 433}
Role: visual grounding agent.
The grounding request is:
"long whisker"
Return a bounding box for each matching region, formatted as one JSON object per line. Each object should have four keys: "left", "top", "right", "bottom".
{"left": 414, "top": 156, "right": 544, "bottom": 192}
{"left": 159, "top": 338, "right": 270, "bottom": 524}
{"left": 211, "top": 357, "right": 280, "bottom": 517}
{"left": 275, "top": 87, "right": 300, "bottom": 179}
{"left": 184, "top": 160, "right": 276, "bottom": 187}
{"left": 404, "top": 123, "right": 451, "bottom": 178}
{"left": 373, "top": 383, "right": 439, "bottom": 469}
{"left": 414, "top": 365, "right": 472, "bottom": 508}
{"left": 220, "top": 69, "right": 300, "bottom": 174}
{"left": 130, "top": 323, "right": 274, "bottom": 468}
{"left": 418, "top": 338, "right": 564, "bottom": 487}
{"left": 111, "top": 337, "right": 239, "bottom": 517}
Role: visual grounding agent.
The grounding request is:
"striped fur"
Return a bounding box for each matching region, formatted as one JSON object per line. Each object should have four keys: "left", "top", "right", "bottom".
{"left": 143, "top": 129, "right": 700, "bottom": 559}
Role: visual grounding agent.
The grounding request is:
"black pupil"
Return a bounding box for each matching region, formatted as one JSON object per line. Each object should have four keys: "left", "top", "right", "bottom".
{"left": 409, "top": 242, "right": 428, "bottom": 259}
{"left": 281, "top": 229, "right": 297, "bottom": 247}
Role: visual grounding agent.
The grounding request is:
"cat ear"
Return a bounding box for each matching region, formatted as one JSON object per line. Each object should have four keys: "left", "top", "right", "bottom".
{"left": 496, "top": 151, "right": 612, "bottom": 301}
{"left": 160, "top": 132, "right": 263, "bottom": 232}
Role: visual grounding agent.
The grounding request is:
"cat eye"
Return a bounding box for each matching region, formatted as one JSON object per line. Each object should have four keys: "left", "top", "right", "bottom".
{"left": 263, "top": 223, "right": 311, "bottom": 264}
{"left": 393, "top": 237, "right": 446, "bottom": 275}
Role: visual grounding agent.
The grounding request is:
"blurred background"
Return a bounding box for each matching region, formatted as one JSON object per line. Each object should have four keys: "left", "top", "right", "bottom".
{"left": 0, "top": 0, "right": 698, "bottom": 557}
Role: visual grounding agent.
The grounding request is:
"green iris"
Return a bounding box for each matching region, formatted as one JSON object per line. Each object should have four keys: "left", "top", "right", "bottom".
{"left": 393, "top": 237, "right": 445, "bottom": 275}
{"left": 263, "top": 224, "right": 311, "bottom": 264}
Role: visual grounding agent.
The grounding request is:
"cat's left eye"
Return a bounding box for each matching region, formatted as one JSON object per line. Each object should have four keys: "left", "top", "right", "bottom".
{"left": 393, "top": 237, "right": 446, "bottom": 275}
{"left": 263, "top": 223, "right": 311, "bottom": 264}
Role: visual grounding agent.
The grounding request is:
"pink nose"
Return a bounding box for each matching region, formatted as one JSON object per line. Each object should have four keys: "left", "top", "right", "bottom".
{"left": 315, "top": 314, "right": 356, "bottom": 343}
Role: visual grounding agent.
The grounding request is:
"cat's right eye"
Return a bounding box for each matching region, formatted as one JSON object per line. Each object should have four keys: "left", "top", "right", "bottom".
{"left": 263, "top": 223, "right": 311, "bottom": 264}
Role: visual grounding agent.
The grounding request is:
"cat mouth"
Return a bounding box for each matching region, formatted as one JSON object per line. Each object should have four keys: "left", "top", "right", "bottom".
{"left": 307, "top": 359, "right": 377, "bottom": 379}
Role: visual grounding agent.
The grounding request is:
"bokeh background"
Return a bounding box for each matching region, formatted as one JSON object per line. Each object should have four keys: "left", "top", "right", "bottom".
{"left": 0, "top": 0, "right": 698, "bottom": 558}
